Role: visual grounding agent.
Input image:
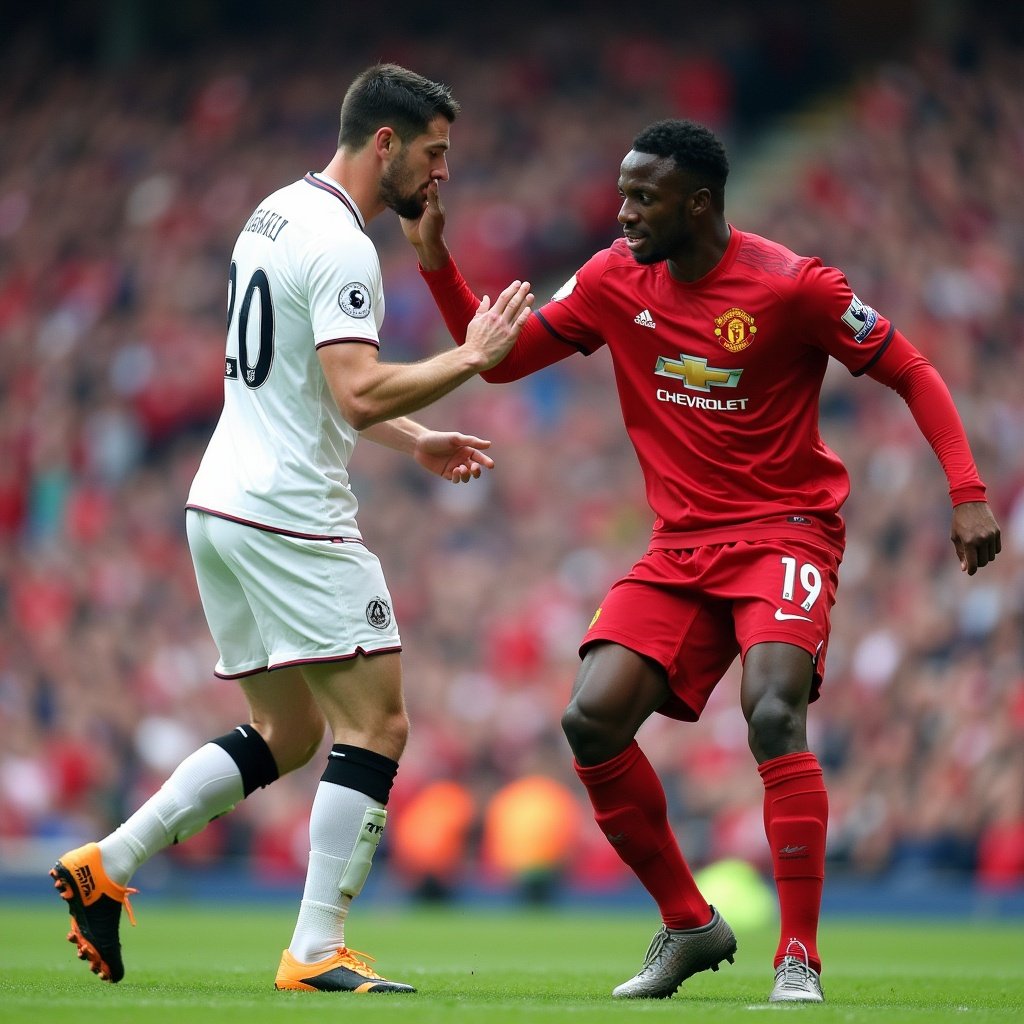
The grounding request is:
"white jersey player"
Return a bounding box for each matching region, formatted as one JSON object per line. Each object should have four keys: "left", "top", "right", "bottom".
{"left": 188, "top": 171, "right": 382, "bottom": 540}
{"left": 51, "top": 63, "right": 532, "bottom": 995}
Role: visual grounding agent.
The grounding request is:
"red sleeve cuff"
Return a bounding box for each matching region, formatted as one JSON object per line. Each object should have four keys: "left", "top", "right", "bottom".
{"left": 950, "top": 485, "right": 988, "bottom": 507}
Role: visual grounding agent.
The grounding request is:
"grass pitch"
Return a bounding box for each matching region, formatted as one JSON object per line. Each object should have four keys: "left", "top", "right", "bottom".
{"left": 1, "top": 901, "right": 1021, "bottom": 1023}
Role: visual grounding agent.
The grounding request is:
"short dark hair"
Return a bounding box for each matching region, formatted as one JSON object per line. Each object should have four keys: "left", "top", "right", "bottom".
{"left": 632, "top": 119, "right": 729, "bottom": 210}
{"left": 338, "top": 63, "right": 459, "bottom": 150}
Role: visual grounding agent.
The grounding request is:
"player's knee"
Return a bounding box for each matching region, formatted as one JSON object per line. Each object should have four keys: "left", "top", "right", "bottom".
{"left": 560, "top": 698, "right": 589, "bottom": 750}
{"left": 561, "top": 701, "right": 620, "bottom": 764}
{"left": 380, "top": 709, "right": 410, "bottom": 759}
{"left": 745, "top": 694, "right": 807, "bottom": 760}
{"left": 331, "top": 708, "right": 409, "bottom": 762}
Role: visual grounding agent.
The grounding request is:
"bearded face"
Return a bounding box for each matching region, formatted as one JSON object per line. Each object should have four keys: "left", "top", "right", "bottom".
{"left": 379, "top": 147, "right": 428, "bottom": 220}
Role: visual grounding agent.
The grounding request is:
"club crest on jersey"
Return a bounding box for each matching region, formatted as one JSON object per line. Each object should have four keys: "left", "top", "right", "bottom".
{"left": 366, "top": 597, "right": 392, "bottom": 630}
{"left": 713, "top": 307, "right": 757, "bottom": 353}
{"left": 339, "top": 282, "right": 371, "bottom": 319}
{"left": 841, "top": 294, "right": 878, "bottom": 342}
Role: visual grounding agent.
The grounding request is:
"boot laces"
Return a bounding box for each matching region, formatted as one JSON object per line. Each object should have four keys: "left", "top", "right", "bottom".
{"left": 336, "top": 947, "right": 383, "bottom": 979}
{"left": 121, "top": 888, "right": 139, "bottom": 927}
{"left": 642, "top": 927, "right": 669, "bottom": 968}
{"left": 776, "top": 938, "right": 813, "bottom": 989}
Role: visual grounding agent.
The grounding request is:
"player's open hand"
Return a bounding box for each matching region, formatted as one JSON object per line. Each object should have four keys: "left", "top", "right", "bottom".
{"left": 951, "top": 500, "right": 1001, "bottom": 574}
{"left": 464, "top": 280, "right": 534, "bottom": 371}
{"left": 413, "top": 430, "right": 495, "bottom": 483}
{"left": 401, "top": 180, "right": 449, "bottom": 270}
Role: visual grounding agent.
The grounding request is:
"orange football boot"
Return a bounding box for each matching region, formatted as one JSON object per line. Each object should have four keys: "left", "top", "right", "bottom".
{"left": 275, "top": 946, "right": 416, "bottom": 993}
{"left": 50, "top": 842, "right": 137, "bottom": 983}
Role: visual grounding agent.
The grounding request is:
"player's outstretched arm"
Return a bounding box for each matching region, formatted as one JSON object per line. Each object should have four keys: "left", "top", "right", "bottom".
{"left": 865, "top": 331, "right": 999, "bottom": 575}
{"left": 404, "top": 179, "right": 573, "bottom": 384}
{"left": 319, "top": 279, "right": 533, "bottom": 430}
{"left": 950, "top": 501, "right": 1001, "bottom": 575}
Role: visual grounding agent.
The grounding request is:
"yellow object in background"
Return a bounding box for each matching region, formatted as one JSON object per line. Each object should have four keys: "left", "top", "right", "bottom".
{"left": 693, "top": 858, "right": 777, "bottom": 931}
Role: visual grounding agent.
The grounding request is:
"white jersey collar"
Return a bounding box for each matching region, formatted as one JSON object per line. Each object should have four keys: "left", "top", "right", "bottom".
{"left": 305, "top": 172, "right": 366, "bottom": 231}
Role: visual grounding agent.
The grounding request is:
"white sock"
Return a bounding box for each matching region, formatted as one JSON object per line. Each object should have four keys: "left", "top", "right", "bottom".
{"left": 288, "top": 782, "right": 383, "bottom": 964}
{"left": 98, "top": 743, "right": 245, "bottom": 886}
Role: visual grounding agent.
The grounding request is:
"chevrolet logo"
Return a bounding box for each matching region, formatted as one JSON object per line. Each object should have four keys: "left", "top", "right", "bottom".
{"left": 654, "top": 354, "right": 743, "bottom": 392}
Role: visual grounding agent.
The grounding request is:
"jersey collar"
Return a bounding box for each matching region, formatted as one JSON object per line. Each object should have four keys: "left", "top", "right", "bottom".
{"left": 303, "top": 172, "right": 366, "bottom": 231}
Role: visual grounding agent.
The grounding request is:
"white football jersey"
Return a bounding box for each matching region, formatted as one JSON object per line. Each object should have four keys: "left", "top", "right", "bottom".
{"left": 188, "top": 172, "right": 384, "bottom": 538}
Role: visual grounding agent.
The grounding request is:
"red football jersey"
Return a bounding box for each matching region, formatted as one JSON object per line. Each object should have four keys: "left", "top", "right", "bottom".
{"left": 422, "top": 226, "right": 986, "bottom": 549}
{"left": 537, "top": 229, "right": 888, "bottom": 547}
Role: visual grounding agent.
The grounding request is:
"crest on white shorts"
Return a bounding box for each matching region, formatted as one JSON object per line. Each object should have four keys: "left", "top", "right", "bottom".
{"left": 366, "top": 597, "right": 392, "bottom": 630}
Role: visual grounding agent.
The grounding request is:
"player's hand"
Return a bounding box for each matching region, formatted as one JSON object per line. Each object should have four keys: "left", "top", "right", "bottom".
{"left": 951, "top": 500, "right": 1001, "bottom": 574}
{"left": 401, "top": 180, "right": 450, "bottom": 271}
{"left": 463, "top": 280, "right": 534, "bottom": 371}
{"left": 413, "top": 430, "right": 495, "bottom": 483}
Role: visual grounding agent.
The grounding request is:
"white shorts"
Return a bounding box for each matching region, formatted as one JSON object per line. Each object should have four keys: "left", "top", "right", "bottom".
{"left": 186, "top": 510, "right": 402, "bottom": 678}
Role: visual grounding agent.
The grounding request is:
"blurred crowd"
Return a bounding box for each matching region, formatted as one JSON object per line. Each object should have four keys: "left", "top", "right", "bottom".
{"left": 1, "top": 7, "right": 1022, "bottom": 897}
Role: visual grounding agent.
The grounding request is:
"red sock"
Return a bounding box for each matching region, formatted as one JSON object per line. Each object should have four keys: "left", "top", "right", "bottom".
{"left": 759, "top": 751, "right": 827, "bottom": 973}
{"left": 575, "top": 741, "right": 710, "bottom": 930}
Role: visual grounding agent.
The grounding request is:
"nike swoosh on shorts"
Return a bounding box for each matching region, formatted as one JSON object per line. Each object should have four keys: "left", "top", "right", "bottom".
{"left": 774, "top": 608, "right": 813, "bottom": 622}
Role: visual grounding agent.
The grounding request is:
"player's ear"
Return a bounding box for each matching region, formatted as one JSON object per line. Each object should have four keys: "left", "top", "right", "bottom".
{"left": 689, "top": 187, "right": 712, "bottom": 216}
{"left": 374, "top": 127, "right": 396, "bottom": 158}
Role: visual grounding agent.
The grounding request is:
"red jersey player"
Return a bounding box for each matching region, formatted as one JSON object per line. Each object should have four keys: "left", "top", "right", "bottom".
{"left": 403, "top": 119, "right": 1001, "bottom": 1003}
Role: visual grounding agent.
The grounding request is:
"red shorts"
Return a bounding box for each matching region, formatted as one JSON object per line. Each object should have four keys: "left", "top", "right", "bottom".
{"left": 580, "top": 538, "right": 841, "bottom": 721}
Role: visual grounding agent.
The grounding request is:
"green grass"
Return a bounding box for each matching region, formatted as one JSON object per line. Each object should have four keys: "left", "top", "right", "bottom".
{"left": 1, "top": 902, "right": 1022, "bottom": 1023}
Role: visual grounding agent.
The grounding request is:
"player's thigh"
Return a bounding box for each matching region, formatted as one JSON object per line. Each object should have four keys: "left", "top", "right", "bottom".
{"left": 238, "top": 667, "right": 326, "bottom": 774}
{"left": 564, "top": 640, "right": 672, "bottom": 763}
{"left": 581, "top": 556, "right": 739, "bottom": 722}
{"left": 301, "top": 652, "right": 408, "bottom": 760}
{"left": 185, "top": 510, "right": 267, "bottom": 676}
{"left": 569, "top": 642, "right": 669, "bottom": 736}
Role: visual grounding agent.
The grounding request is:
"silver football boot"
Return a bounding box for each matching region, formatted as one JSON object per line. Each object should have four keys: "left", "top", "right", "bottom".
{"left": 612, "top": 906, "right": 737, "bottom": 999}
{"left": 769, "top": 938, "right": 824, "bottom": 1003}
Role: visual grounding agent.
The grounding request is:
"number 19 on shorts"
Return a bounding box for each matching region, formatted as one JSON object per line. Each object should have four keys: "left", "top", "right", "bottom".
{"left": 780, "top": 555, "right": 822, "bottom": 612}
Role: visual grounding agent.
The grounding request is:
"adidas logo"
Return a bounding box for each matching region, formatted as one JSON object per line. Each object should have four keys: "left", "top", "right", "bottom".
{"left": 634, "top": 308, "right": 656, "bottom": 329}
{"left": 74, "top": 864, "right": 96, "bottom": 899}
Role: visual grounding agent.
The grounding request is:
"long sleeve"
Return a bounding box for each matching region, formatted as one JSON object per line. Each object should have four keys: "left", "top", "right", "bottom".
{"left": 419, "top": 257, "right": 578, "bottom": 382}
{"left": 864, "top": 330, "right": 987, "bottom": 505}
